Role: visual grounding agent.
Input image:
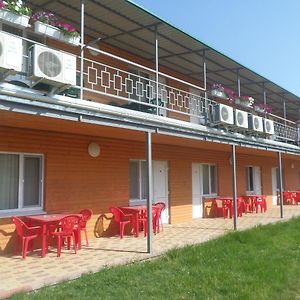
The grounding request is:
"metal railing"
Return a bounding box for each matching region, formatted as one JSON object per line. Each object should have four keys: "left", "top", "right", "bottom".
{"left": 0, "top": 29, "right": 298, "bottom": 145}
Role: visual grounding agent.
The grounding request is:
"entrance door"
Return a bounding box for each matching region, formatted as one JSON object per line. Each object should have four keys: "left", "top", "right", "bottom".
{"left": 271, "top": 167, "right": 278, "bottom": 205}
{"left": 192, "top": 163, "right": 203, "bottom": 218}
{"left": 153, "top": 161, "right": 169, "bottom": 223}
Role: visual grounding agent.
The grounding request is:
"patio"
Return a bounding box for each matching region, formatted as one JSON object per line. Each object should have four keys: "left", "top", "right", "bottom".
{"left": 1, "top": 205, "right": 300, "bottom": 299}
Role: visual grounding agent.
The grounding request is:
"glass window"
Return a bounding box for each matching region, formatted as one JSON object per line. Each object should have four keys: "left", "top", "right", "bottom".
{"left": 202, "top": 164, "right": 217, "bottom": 195}
{"left": 0, "top": 153, "right": 43, "bottom": 212}
{"left": 129, "top": 160, "right": 148, "bottom": 201}
{"left": 23, "top": 156, "right": 42, "bottom": 207}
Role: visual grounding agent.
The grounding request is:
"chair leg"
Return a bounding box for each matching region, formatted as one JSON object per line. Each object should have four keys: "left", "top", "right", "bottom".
{"left": 120, "top": 223, "right": 125, "bottom": 239}
{"left": 84, "top": 229, "right": 89, "bottom": 247}
{"left": 23, "top": 238, "right": 29, "bottom": 260}
{"left": 72, "top": 234, "right": 77, "bottom": 254}
{"left": 57, "top": 236, "right": 62, "bottom": 257}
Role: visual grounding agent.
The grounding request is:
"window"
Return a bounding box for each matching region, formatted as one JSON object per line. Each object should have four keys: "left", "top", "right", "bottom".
{"left": 202, "top": 164, "right": 217, "bottom": 195}
{"left": 129, "top": 160, "right": 148, "bottom": 201}
{"left": 0, "top": 153, "right": 43, "bottom": 213}
{"left": 246, "top": 166, "right": 254, "bottom": 192}
{"left": 246, "top": 166, "right": 261, "bottom": 194}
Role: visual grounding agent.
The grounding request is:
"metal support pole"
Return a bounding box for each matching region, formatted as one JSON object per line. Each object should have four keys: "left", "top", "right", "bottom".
{"left": 237, "top": 70, "right": 241, "bottom": 97}
{"left": 278, "top": 152, "right": 284, "bottom": 218}
{"left": 283, "top": 98, "right": 287, "bottom": 140}
{"left": 263, "top": 83, "right": 267, "bottom": 105}
{"left": 146, "top": 131, "right": 153, "bottom": 254}
{"left": 80, "top": 0, "right": 85, "bottom": 101}
{"left": 203, "top": 50, "right": 207, "bottom": 91}
{"left": 203, "top": 51, "right": 208, "bottom": 124}
{"left": 231, "top": 144, "right": 237, "bottom": 230}
{"left": 155, "top": 25, "right": 159, "bottom": 115}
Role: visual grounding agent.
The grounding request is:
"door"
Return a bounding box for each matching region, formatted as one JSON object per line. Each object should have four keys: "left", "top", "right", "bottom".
{"left": 271, "top": 167, "right": 278, "bottom": 205}
{"left": 192, "top": 163, "right": 203, "bottom": 218}
{"left": 153, "top": 161, "right": 169, "bottom": 223}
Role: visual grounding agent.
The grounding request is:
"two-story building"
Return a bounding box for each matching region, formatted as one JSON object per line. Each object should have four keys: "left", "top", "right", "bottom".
{"left": 0, "top": 0, "right": 299, "bottom": 253}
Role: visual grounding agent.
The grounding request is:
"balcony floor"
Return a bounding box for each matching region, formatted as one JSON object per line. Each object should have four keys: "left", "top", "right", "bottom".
{"left": 1, "top": 205, "right": 300, "bottom": 299}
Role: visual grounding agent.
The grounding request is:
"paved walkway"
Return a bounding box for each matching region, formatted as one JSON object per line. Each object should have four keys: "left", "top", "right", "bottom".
{"left": 1, "top": 206, "right": 300, "bottom": 299}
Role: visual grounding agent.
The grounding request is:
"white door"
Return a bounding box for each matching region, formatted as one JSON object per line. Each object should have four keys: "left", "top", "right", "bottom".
{"left": 253, "top": 166, "right": 262, "bottom": 195}
{"left": 271, "top": 167, "right": 278, "bottom": 205}
{"left": 192, "top": 163, "right": 203, "bottom": 218}
{"left": 153, "top": 160, "right": 169, "bottom": 223}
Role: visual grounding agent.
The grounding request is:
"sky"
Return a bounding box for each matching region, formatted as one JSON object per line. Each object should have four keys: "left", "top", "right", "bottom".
{"left": 132, "top": 0, "right": 300, "bottom": 97}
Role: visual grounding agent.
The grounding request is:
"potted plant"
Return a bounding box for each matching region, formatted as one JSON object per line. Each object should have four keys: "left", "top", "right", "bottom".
{"left": 0, "top": 0, "right": 32, "bottom": 28}
{"left": 235, "top": 95, "right": 255, "bottom": 108}
{"left": 56, "top": 21, "right": 80, "bottom": 45}
{"left": 211, "top": 83, "right": 227, "bottom": 99}
{"left": 253, "top": 103, "right": 272, "bottom": 114}
{"left": 32, "top": 10, "right": 80, "bottom": 46}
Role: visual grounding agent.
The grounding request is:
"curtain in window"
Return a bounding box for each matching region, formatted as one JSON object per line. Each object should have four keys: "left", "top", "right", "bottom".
{"left": 23, "top": 157, "right": 41, "bottom": 207}
{"left": 129, "top": 161, "right": 139, "bottom": 199}
{"left": 210, "top": 165, "right": 216, "bottom": 194}
{"left": 0, "top": 154, "right": 19, "bottom": 210}
{"left": 202, "top": 164, "right": 209, "bottom": 194}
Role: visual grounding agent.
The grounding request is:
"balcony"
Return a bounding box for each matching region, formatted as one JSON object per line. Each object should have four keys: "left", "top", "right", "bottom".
{"left": 0, "top": 28, "right": 298, "bottom": 147}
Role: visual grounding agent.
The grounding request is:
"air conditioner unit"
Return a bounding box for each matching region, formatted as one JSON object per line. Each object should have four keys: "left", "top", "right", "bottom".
{"left": 248, "top": 114, "right": 263, "bottom": 132}
{"left": 263, "top": 118, "right": 275, "bottom": 135}
{"left": 234, "top": 109, "right": 248, "bottom": 129}
{"left": 0, "top": 31, "right": 23, "bottom": 73}
{"left": 214, "top": 104, "right": 234, "bottom": 125}
{"left": 29, "top": 44, "right": 76, "bottom": 86}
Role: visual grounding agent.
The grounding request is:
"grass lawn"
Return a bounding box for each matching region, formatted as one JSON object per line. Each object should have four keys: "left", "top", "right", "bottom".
{"left": 12, "top": 217, "right": 300, "bottom": 300}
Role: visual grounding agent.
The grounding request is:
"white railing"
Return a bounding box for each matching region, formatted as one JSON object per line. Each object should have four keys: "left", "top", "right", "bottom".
{"left": 0, "top": 29, "right": 298, "bottom": 145}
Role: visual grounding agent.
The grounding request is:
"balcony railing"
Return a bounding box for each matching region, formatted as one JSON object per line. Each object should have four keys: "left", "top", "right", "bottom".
{"left": 0, "top": 29, "right": 298, "bottom": 145}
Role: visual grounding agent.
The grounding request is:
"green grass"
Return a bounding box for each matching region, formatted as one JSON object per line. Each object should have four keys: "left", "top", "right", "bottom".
{"left": 12, "top": 218, "right": 300, "bottom": 300}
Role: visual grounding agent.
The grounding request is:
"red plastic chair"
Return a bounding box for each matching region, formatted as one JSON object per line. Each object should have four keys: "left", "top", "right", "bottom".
{"left": 49, "top": 215, "right": 81, "bottom": 257}
{"left": 153, "top": 202, "right": 166, "bottom": 234}
{"left": 12, "top": 216, "right": 42, "bottom": 259}
{"left": 255, "top": 196, "right": 267, "bottom": 213}
{"left": 109, "top": 207, "right": 134, "bottom": 239}
{"left": 211, "top": 199, "right": 228, "bottom": 218}
{"left": 76, "top": 209, "right": 93, "bottom": 247}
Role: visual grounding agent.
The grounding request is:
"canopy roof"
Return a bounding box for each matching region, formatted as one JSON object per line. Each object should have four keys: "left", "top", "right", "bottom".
{"left": 27, "top": 0, "right": 300, "bottom": 121}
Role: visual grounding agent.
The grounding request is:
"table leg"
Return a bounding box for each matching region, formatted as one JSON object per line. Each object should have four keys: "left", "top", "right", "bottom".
{"left": 135, "top": 213, "right": 139, "bottom": 237}
{"left": 41, "top": 223, "right": 47, "bottom": 257}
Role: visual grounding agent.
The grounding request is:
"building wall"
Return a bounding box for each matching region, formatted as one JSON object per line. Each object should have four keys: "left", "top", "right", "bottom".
{"left": 0, "top": 125, "right": 300, "bottom": 253}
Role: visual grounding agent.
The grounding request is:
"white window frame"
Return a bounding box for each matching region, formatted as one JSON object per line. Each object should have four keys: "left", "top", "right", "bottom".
{"left": 202, "top": 163, "right": 217, "bottom": 196}
{"left": 0, "top": 151, "right": 44, "bottom": 217}
{"left": 129, "top": 160, "right": 148, "bottom": 205}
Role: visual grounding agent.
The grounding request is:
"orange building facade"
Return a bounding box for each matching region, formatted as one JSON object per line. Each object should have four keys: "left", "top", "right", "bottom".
{"left": 0, "top": 1, "right": 300, "bottom": 253}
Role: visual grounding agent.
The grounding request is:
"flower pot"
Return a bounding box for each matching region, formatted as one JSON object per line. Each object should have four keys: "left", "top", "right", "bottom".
{"left": 0, "top": 9, "right": 30, "bottom": 28}
{"left": 211, "top": 89, "right": 227, "bottom": 99}
{"left": 34, "top": 21, "right": 80, "bottom": 46}
{"left": 235, "top": 98, "right": 252, "bottom": 108}
{"left": 34, "top": 21, "right": 61, "bottom": 39}
{"left": 58, "top": 33, "right": 80, "bottom": 46}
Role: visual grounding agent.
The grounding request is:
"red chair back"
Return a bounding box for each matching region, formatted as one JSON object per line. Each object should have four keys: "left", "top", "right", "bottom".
{"left": 59, "top": 215, "right": 81, "bottom": 235}
{"left": 79, "top": 209, "right": 93, "bottom": 228}
{"left": 12, "top": 216, "right": 26, "bottom": 237}
{"left": 109, "top": 207, "right": 125, "bottom": 223}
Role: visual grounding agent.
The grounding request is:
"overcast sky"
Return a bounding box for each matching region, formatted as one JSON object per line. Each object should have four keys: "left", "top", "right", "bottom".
{"left": 132, "top": 0, "right": 300, "bottom": 97}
